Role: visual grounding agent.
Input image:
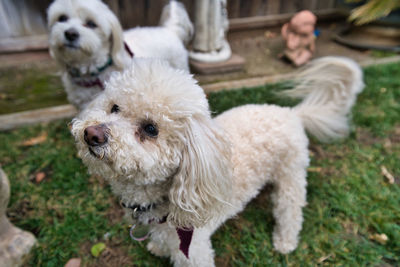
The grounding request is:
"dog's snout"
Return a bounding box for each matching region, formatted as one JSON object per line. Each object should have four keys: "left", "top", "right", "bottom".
{"left": 65, "top": 28, "right": 79, "bottom": 42}
{"left": 84, "top": 125, "right": 108, "bottom": 146}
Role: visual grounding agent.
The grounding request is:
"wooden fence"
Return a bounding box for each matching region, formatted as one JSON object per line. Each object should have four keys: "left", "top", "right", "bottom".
{"left": 1, "top": 0, "right": 340, "bottom": 36}
{"left": 228, "top": 0, "right": 337, "bottom": 17}
{"left": 103, "top": 0, "right": 338, "bottom": 28}
{"left": 0, "top": 0, "right": 342, "bottom": 53}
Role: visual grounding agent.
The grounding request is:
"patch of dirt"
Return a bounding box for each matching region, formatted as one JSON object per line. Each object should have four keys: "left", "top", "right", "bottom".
{"left": 353, "top": 125, "right": 400, "bottom": 149}
{"left": 309, "top": 143, "right": 345, "bottom": 162}
{"left": 215, "top": 251, "right": 233, "bottom": 267}
{"left": 342, "top": 219, "right": 360, "bottom": 236}
{"left": 7, "top": 198, "right": 42, "bottom": 236}
{"left": 88, "top": 175, "right": 108, "bottom": 188}
{"left": 228, "top": 216, "right": 253, "bottom": 232}
{"left": 226, "top": 184, "right": 274, "bottom": 233}
{"left": 389, "top": 125, "right": 400, "bottom": 144}
{"left": 382, "top": 257, "right": 398, "bottom": 267}
{"left": 309, "top": 143, "right": 327, "bottom": 158}
{"left": 253, "top": 183, "right": 274, "bottom": 208}
{"left": 7, "top": 198, "right": 34, "bottom": 221}
{"left": 355, "top": 128, "right": 380, "bottom": 146}
{"left": 106, "top": 198, "right": 125, "bottom": 225}
{"left": 310, "top": 138, "right": 360, "bottom": 161}
{"left": 88, "top": 174, "right": 125, "bottom": 223}
{"left": 80, "top": 239, "right": 133, "bottom": 267}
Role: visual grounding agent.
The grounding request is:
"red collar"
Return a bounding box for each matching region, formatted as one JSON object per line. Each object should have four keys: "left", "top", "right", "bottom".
{"left": 71, "top": 43, "right": 133, "bottom": 89}
{"left": 73, "top": 77, "right": 104, "bottom": 90}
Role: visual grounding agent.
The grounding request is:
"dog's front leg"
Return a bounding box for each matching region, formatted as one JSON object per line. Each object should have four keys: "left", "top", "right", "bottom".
{"left": 147, "top": 223, "right": 174, "bottom": 257}
{"left": 271, "top": 166, "right": 307, "bottom": 254}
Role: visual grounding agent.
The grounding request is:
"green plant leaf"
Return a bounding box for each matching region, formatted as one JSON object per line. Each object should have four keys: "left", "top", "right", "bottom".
{"left": 90, "top": 242, "right": 106, "bottom": 257}
{"left": 349, "top": 0, "right": 400, "bottom": 25}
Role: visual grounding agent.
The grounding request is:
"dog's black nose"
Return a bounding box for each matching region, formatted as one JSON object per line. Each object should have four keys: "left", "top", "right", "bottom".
{"left": 65, "top": 28, "right": 79, "bottom": 42}
{"left": 84, "top": 125, "right": 108, "bottom": 146}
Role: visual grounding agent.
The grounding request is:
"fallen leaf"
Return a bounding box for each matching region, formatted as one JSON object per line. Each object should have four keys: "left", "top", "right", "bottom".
{"left": 35, "top": 172, "right": 46, "bottom": 183}
{"left": 381, "top": 166, "right": 395, "bottom": 184}
{"left": 64, "top": 258, "right": 81, "bottom": 267}
{"left": 369, "top": 233, "right": 388, "bottom": 245}
{"left": 91, "top": 242, "right": 106, "bottom": 257}
{"left": 317, "top": 253, "right": 333, "bottom": 263}
{"left": 20, "top": 132, "right": 48, "bottom": 146}
{"left": 308, "top": 167, "right": 322, "bottom": 173}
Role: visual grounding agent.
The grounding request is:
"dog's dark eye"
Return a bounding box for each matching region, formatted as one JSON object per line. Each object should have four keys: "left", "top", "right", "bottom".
{"left": 58, "top": 14, "right": 68, "bottom": 22}
{"left": 85, "top": 19, "right": 97, "bottom": 29}
{"left": 143, "top": 124, "right": 158, "bottom": 137}
{"left": 110, "top": 104, "right": 120, "bottom": 113}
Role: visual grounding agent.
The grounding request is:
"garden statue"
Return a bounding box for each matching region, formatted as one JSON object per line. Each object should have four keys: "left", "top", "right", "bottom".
{"left": 281, "top": 10, "right": 317, "bottom": 66}
{"left": 189, "top": 0, "right": 231, "bottom": 63}
{"left": 0, "top": 168, "right": 36, "bottom": 267}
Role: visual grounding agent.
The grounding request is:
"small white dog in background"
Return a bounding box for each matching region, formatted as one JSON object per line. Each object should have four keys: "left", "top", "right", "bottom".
{"left": 71, "top": 57, "right": 363, "bottom": 266}
{"left": 47, "top": 0, "right": 193, "bottom": 110}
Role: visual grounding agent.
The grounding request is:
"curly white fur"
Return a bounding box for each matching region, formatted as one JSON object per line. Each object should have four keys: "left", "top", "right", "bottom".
{"left": 48, "top": 0, "right": 193, "bottom": 110}
{"left": 282, "top": 56, "right": 364, "bottom": 142}
{"left": 71, "top": 57, "right": 363, "bottom": 266}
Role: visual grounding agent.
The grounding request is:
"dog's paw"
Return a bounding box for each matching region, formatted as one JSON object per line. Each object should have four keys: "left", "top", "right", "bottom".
{"left": 273, "top": 233, "right": 298, "bottom": 254}
{"left": 147, "top": 241, "right": 170, "bottom": 257}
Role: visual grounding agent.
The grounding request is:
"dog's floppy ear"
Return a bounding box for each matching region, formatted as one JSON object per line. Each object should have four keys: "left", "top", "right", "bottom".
{"left": 107, "top": 12, "right": 128, "bottom": 70}
{"left": 168, "top": 114, "right": 233, "bottom": 228}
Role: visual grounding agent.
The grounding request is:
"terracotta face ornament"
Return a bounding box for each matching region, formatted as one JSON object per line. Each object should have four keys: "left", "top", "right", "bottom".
{"left": 281, "top": 10, "right": 317, "bottom": 66}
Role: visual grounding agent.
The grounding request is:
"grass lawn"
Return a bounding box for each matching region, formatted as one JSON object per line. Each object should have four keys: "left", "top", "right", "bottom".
{"left": 0, "top": 62, "right": 399, "bottom": 266}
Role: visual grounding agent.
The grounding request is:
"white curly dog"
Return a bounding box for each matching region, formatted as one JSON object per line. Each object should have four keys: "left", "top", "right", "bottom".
{"left": 71, "top": 57, "right": 364, "bottom": 266}
{"left": 48, "top": 0, "right": 193, "bottom": 110}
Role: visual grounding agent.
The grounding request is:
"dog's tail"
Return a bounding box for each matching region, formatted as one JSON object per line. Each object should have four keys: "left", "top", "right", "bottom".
{"left": 159, "top": 0, "right": 194, "bottom": 45}
{"left": 283, "top": 57, "right": 364, "bottom": 142}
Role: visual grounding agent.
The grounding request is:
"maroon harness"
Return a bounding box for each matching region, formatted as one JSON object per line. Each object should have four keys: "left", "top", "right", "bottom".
{"left": 176, "top": 227, "right": 194, "bottom": 258}
{"left": 158, "top": 216, "right": 194, "bottom": 258}
{"left": 124, "top": 41, "right": 134, "bottom": 58}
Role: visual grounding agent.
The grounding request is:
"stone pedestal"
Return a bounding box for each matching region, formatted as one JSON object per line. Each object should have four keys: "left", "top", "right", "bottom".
{"left": 189, "top": 0, "right": 232, "bottom": 63}
{"left": 0, "top": 168, "right": 36, "bottom": 267}
{"left": 189, "top": 0, "right": 245, "bottom": 73}
{"left": 190, "top": 53, "right": 245, "bottom": 74}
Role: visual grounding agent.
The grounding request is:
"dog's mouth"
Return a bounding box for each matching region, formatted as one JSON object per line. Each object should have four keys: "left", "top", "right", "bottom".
{"left": 88, "top": 146, "right": 106, "bottom": 160}
{"left": 63, "top": 42, "right": 80, "bottom": 50}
